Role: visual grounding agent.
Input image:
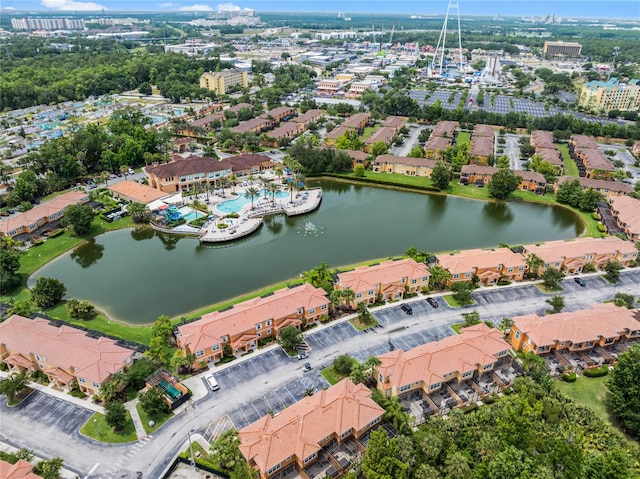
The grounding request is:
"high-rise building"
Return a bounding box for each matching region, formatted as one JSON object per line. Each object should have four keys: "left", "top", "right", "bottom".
{"left": 199, "top": 70, "right": 248, "bottom": 95}
{"left": 542, "top": 41, "right": 582, "bottom": 57}
{"left": 11, "top": 17, "right": 85, "bottom": 30}
{"left": 579, "top": 78, "right": 640, "bottom": 113}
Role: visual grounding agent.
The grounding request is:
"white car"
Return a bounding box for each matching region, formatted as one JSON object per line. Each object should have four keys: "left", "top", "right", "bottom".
{"left": 297, "top": 351, "right": 309, "bottom": 360}
{"left": 204, "top": 374, "right": 219, "bottom": 391}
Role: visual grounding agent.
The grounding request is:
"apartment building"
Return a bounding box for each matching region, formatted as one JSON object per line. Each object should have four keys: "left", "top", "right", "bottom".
{"left": 530, "top": 130, "right": 564, "bottom": 172}
{"left": 332, "top": 148, "right": 368, "bottom": 168}
{"left": 0, "top": 190, "right": 89, "bottom": 239}
{"left": 199, "top": 70, "right": 249, "bottom": 95}
{"left": 372, "top": 155, "right": 437, "bottom": 177}
{"left": 435, "top": 248, "right": 527, "bottom": 286}
{"left": 375, "top": 324, "right": 513, "bottom": 403}
{"left": 424, "top": 121, "right": 458, "bottom": 159}
{"left": 334, "top": 259, "right": 430, "bottom": 307}
{"left": 0, "top": 315, "right": 134, "bottom": 396}
{"left": 108, "top": 180, "right": 170, "bottom": 205}
{"left": 230, "top": 106, "right": 296, "bottom": 135}
{"left": 363, "top": 127, "right": 396, "bottom": 151}
{"left": 175, "top": 284, "right": 329, "bottom": 366}
{"left": 543, "top": 41, "right": 582, "bottom": 57}
{"left": 522, "top": 236, "right": 638, "bottom": 275}
{"left": 324, "top": 126, "right": 355, "bottom": 146}
{"left": 509, "top": 303, "right": 640, "bottom": 355}
{"left": 579, "top": 78, "right": 640, "bottom": 113}
{"left": 459, "top": 164, "right": 498, "bottom": 187}
{"left": 382, "top": 116, "right": 406, "bottom": 134}
{"left": 0, "top": 459, "right": 44, "bottom": 479}
{"left": 609, "top": 195, "right": 640, "bottom": 240}
{"left": 11, "top": 17, "right": 85, "bottom": 30}
{"left": 468, "top": 124, "right": 495, "bottom": 165}
{"left": 238, "top": 379, "right": 384, "bottom": 479}
{"left": 291, "top": 109, "right": 323, "bottom": 128}
{"left": 266, "top": 122, "right": 305, "bottom": 145}
{"left": 571, "top": 147, "right": 614, "bottom": 179}
{"left": 554, "top": 176, "right": 633, "bottom": 199}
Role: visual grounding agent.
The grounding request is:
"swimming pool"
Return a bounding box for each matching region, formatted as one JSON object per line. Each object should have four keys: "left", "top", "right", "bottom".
{"left": 182, "top": 211, "right": 205, "bottom": 222}
{"left": 217, "top": 190, "right": 288, "bottom": 214}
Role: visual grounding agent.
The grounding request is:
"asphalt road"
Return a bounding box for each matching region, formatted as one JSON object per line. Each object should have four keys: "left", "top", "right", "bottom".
{"left": 390, "top": 124, "right": 426, "bottom": 158}
{"left": 1, "top": 269, "right": 639, "bottom": 478}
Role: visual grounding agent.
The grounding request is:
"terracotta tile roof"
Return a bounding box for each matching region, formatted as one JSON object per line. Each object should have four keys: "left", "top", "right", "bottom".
{"left": 227, "top": 103, "right": 253, "bottom": 113}
{"left": 190, "top": 112, "right": 225, "bottom": 128}
{"left": 436, "top": 248, "right": 526, "bottom": 276}
{"left": 268, "top": 122, "right": 300, "bottom": 139}
{"left": 264, "top": 106, "right": 295, "bottom": 118}
{"left": 556, "top": 176, "right": 633, "bottom": 194}
{"left": 177, "top": 284, "right": 329, "bottom": 354}
{"left": 523, "top": 236, "right": 637, "bottom": 263}
{"left": 383, "top": 116, "right": 405, "bottom": 129}
{"left": 0, "top": 459, "right": 43, "bottom": 479}
{"left": 0, "top": 190, "right": 88, "bottom": 236}
{"left": 336, "top": 259, "right": 430, "bottom": 294}
{"left": 609, "top": 195, "right": 640, "bottom": 237}
{"left": 430, "top": 121, "right": 458, "bottom": 138}
{"left": 364, "top": 126, "right": 395, "bottom": 145}
{"left": 570, "top": 134, "right": 598, "bottom": 149}
{"left": 469, "top": 136, "right": 494, "bottom": 157}
{"left": 535, "top": 147, "right": 564, "bottom": 166}
{"left": 292, "top": 109, "right": 323, "bottom": 124}
{"left": 330, "top": 148, "right": 368, "bottom": 161}
{"left": 226, "top": 153, "right": 273, "bottom": 171}
{"left": 460, "top": 165, "right": 498, "bottom": 176}
{"left": 472, "top": 124, "right": 495, "bottom": 138}
{"left": 238, "top": 379, "right": 384, "bottom": 473}
{"left": 512, "top": 303, "right": 640, "bottom": 347}
{"left": 230, "top": 117, "right": 270, "bottom": 133}
{"left": 147, "top": 156, "right": 227, "bottom": 179}
{"left": 0, "top": 315, "right": 133, "bottom": 385}
{"left": 374, "top": 155, "right": 437, "bottom": 169}
{"left": 341, "top": 113, "right": 371, "bottom": 129}
{"left": 517, "top": 170, "right": 546, "bottom": 184}
{"left": 576, "top": 147, "right": 614, "bottom": 171}
{"left": 108, "top": 181, "right": 169, "bottom": 204}
{"left": 424, "top": 136, "right": 453, "bottom": 152}
{"left": 325, "top": 126, "right": 354, "bottom": 141}
{"left": 377, "top": 324, "right": 510, "bottom": 389}
{"left": 530, "top": 130, "right": 555, "bottom": 149}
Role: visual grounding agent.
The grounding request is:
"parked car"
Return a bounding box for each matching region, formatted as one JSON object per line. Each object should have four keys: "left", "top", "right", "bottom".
{"left": 426, "top": 298, "right": 439, "bottom": 308}
{"left": 574, "top": 277, "right": 586, "bottom": 287}
{"left": 204, "top": 374, "right": 219, "bottom": 391}
{"left": 400, "top": 304, "right": 413, "bottom": 315}
{"left": 302, "top": 362, "right": 313, "bottom": 372}
{"left": 297, "top": 351, "right": 309, "bottom": 360}
{"left": 128, "top": 168, "right": 134, "bottom": 175}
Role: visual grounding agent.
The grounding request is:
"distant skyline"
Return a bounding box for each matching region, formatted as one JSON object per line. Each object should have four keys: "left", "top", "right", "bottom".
{"left": 2, "top": 0, "right": 639, "bottom": 19}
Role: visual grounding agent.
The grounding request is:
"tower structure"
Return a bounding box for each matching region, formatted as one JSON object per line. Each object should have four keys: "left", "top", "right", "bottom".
{"left": 429, "top": 0, "right": 464, "bottom": 77}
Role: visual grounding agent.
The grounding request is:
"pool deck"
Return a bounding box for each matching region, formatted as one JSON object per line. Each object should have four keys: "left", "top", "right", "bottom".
{"left": 199, "top": 187, "right": 322, "bottom": 243}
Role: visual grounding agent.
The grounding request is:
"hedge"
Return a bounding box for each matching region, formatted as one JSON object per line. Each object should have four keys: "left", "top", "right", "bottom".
{"left": 583, "top": 365, "right": 609, "bottom": 378}
{"left": 319, "top": 173, "right": 441, "bottom": 192}
{"left": 562, "top": 372, "right": 577, "bottom": 382}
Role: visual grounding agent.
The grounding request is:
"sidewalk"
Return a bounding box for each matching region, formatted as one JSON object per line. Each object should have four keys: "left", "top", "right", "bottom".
{"left": 124, "top": 398, "right": 148, "bottom": 440}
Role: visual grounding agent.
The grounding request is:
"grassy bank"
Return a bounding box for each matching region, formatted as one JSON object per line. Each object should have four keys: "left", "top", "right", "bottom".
{"left": 558, "top": 144, "right": 580, "bottom": 177}
{"left": 80, "top": 411, "right": 137, "bottom": 443}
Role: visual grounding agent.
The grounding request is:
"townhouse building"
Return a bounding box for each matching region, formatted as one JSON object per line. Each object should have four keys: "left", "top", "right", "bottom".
{"left": 334, "top": 259, "right": 430, "bottom": 308}
{"left": 175, "top": 284, "right": 329, "bottom": 367}
{"left": 333, "top": 148, "right": 368, "bottom": 168}
{"left": 568, "top": 135, "right": 614, "bottom": 179}
{"left": 375, "top": 324, "right": 513, "bottom": 407}
{"left": 0, "top": 190, "right": 89, "bottom": 239}
{"left": 608, "top": 195, "right": 640, "bottom": 240}
{"left": 372, "top": 155, "right": 437, "bottom": 177}
{"left": 291, "top": 109, "right": 323, "bottom": 128}
{"left": 324, "top": 126, "right": 355, "bottom": 146}
{"left": 522, "top": 236, "right": 638, "bottom": 275}
{"left": 266, "top": 122, "right": 305, "bottom": 145}
{"left": 0, "top": 315, "right": 134, "bottom": 396}
{"left": 0, "top": 459, "right": 44, "bottom": 479}
{"left": 423, "top": 121, "right": 458, "bottom": 159}
{"left": 509, "top": 303, "right": 640, "bottom": 356}
{"left": 435, "top": 247, "right": 527, "bottom": 286}
{"left": 363, "top": 127, "right": 396, "bottom": 152}
{"left": 238, "top": 379, "right": 384, "bottom": 479}
{"left": 341, "top": 113, "right": 371, "bottom": 133}
{"left": 382, "top": 116, "right": 406, "bottom": 134}
{"left": 459, "top": 164, "right": 498, "bottom": 187}
{"left": 468, "top": 124, "right": 495, "bottom": 165}
{"left": 230, "top": 107, "right": 296, "bottom": 135}
{"left": 554, "top": 176, "right": 633, "bottom": 199}
{"left": 530, "top": 130, "right": 564, "bottom": 173}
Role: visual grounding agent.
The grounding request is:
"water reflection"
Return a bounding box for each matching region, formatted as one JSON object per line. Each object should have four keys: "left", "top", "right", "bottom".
{"left": 310, "top": 180, "right": 351, "bottom": 195}
{"left": 425, "top": 194, "right": 448, "bottom": 222}
{"left": 265, "top": 216, "right": 283, "bottom": 235}
{"left": 482, "top": 202, "right": 514, "bottom": 224}
{"left": 70, "top": 239, "right": 104, "bottom": 269}
{"left": 156, "top": 232, "right": 181, "bottom": 251}
{"left": 131, "top": 226, "right": 155, "bottom": 242}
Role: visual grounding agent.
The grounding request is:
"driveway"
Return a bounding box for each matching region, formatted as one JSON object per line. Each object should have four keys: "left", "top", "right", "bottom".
{"left": 390, "top": 124, "right": 425, "bottom": 157}
{"left": 503, "top": 133, "right": 525, "bottom": 170}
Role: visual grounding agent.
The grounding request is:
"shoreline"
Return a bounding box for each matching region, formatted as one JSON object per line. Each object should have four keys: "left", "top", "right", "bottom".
{"left": 13, "top": 177, "right": 598, "bottom": 336}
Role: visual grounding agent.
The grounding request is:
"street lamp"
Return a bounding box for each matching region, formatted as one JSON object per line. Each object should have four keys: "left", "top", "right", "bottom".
{"left": 188, "top": 428, "right": 196, "bottom": 469}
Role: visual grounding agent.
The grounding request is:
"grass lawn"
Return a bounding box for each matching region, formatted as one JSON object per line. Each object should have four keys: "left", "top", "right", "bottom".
{"left": 534, "top": 283, "right": 564, "bottom": 294}
{"left": 456, "top": 131, "right": 471, "bottom": 146}
{"left": 80, "top": 411, "right": 137, "bottom": 443}
{"left": 558, "top": 144, "right": 580, "bottom": 177}
{"left": 443, "top": 294, "right": 476, "bottom": 308}
{"left": 451, "top": 323, "right": 465, "bottom": 334}
{"left": 136, "top": 403, "right": 173, "bottom": 435}
{"left": 349, "top": 315, "right": 379, "bottom": 331}
{"left": 321, "top": 365, "right": 343, "bottom": 386}
{"left": 361, "top": 126, "right": 376, "bottom": 140}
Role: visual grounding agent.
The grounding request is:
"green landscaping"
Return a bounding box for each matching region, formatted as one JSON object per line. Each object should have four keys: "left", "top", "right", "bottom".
{"left": 361, "top": 126, "right": 376, "bottom": 140}
{"left": 320, "top": 365, "right": 342, "bottom": 386}
{"left": 80, "top": 411, "right": 137, "bottom": 443}
{"left": 558, "top": 144, "right": 580, "bottom": 177}
{"left": 443, "top": 294, "right": 476, "bottom": 308}
{"left": 534, "top": 283, "right": 564, "bottom": 294}
{"left": 136, "top": 403, "right": 173, "bottom": 435}
{"left": 349, "top": 314, "right": 379, "bottom": 331}
{"left": 456, "top": 131, "right": 471, "bottom": 146}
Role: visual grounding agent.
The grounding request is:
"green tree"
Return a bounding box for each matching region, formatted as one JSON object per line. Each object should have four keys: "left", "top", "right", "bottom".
{"left": 363, "top": 356, "right": 382, "bottom": 383}
{"left": 152, "top": 314, "right": 173, "bottom": 343}
{"left": 357, "top": 302, "right": 374, "bottom": 325}
{"left": 0, "top": 248, "right": 21, "bottom": 292}
{"left": 525, "top": 253, "right": 545, "bottom": 278}
{"left": 8, "top": 299, "right": 33, "bottom": 317}
{"left": 496, "top": 155, "right": 510, "bottom": 168}
{"left": 105, "top": 401, "right": 128, "bottom": 431}
{"left": 138, "top": 82, "right": 152, "bottom": 95}
{"left": 546, "top": 295, "right": 565, "bottom": 313}
{"left": 461, "top": 310, "right": 481, "bottom": 327}
{"left": 444, "top": 451, "right": 471, "bottom": 479}
{"left": 428, "top": 264, "right": 451, "bottom": 290}
{"left": 30, "top": 277, "right": 66, "bottom": 309}
{"left": 65, "top": 298, "right": 96, "bottom": 319}
{"left": 210, "top": 429, "right": 244, "bottom": 472}
{"left": 349, "top": 362, "right": 367, "bottom": 385}
{"left": 278, "top": 326, "right": 303, "bottom": 351}
{"left": 408, "top": 145, "right": 425, "bottom": 158}
{"left": 604, "top": 260, "right": 623, "bottom": 282}
{"left": 451, "top": 281, "right": 474, "bottom": 305}
{"left": 612, "top": 293, "right": 637, "bottom": 309}
{"left": 369, "top": 141, "right": 389, "bottom": 157}
{"left": 61, "top": 204, "right": 94, "bottom": 235}
{"left": 127, "top": 202, "right": 151, "bottom": 223}
{"left": 556, "top": 179, "right": 583, "bottom": 208}
{"left": 244, "top": 186, "right": 260, "bottom": 210}
{"left": 488, "top": 169, "right": 521, "bottom": 200}
{"left": 541, "top": 267, "right": 564, "bottom": 289}
{"left": 139, "top": 386, "right": 171, "bottom": 418}
{"left": 0, "top": 371, "right": 29, "bottom": 404}
{"left": 333, "top": 354, "right": 355, "bottom": 376}
{"left": 301, "top": 262, "right": 333, "bottom": 291}
{"left": 354, "top": 164, "right": 365, "bottom": 177}
{"left": 578, "top": 188, "right": 604, "bottom": 212}
{"left": 32, "top": 457, "right": 64, "bottom": 479}
{"left": 430, "top": 161, "right": 453, "bottom": 190}
{"left": 361, "top": 429, "right": 409, "bottom": 479}
{"left": 607, "top": 343, "right": 640, "bottom": 438}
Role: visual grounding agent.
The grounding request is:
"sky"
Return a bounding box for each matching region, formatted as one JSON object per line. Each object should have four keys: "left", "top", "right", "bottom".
{"left": 1, "top": 0, "right": 639, "bottom": 19}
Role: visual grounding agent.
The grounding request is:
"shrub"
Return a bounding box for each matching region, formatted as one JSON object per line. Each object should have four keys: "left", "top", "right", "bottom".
{"left": 583, "top": 365, "right": 609, "bottom": 378}
{"left": 217, "top": 223, "right": 229, "bottom": 229}
{"left": 597, "top": 222, "right": 605, "bottom": 232}
{"left": 225, "top": 213, "right": 240, "bottom": 218}
{"left": 0, "top": 363, "right": 7, "bottom": 372}
{"left": 483, "top": 395, "right": 496, "bottom": 404}
{"left": 562, "top": 372, "right": 577, "bottom": 382}
{"left": 48, "top": 229, "right": 65, "bottom": 238}
{"left": 32, "top": 239, "right": 44, "bottom": 247}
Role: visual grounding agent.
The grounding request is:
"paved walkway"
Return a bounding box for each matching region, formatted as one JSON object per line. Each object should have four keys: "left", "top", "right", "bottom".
{"left": 125, "top": 398, "right": 147, "bottom": 440}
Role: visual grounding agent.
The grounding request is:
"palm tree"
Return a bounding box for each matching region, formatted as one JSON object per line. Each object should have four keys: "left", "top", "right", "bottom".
{"left": 341, "top": 288, "right": 355, "bottom": 309}
{"left": 259, "top": 177, "right": 270, "bottom": 198}
{"left": 526, "top": 253, "right": 544, "bottom": 279}
{"left": 287, "top": 179, "right": 297, "bottom": 204}
{"left": 229, "top": 174, "right": 238, "bottom": 193}
{"left": 219, "top": 177, "right": 229, "bottom": 197}
{"left": 244, "top": 187, "right": 259, "bottom": 210}
{"left": 274, "top": 166, "right": 284, "bottom": 184}
{"left": 363, "top": 356, "right": 381, "bottom": 383}
{"left": 101, "top": 171, "right": 110, "bottom": 187}
{"left": 268, "top": 182, "right": 280, "bottom": 205}
{"left": 119, "top": 165, "right": 130, "bottom": 181}
{"left": 499, "top": 317, "right": 513, "bottom": 334}
{"left": 428, "top": 265, "right": 451, "bottom": 290}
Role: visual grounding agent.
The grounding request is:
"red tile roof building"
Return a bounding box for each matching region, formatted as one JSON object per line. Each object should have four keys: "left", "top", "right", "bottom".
{"left": 372, "top": 155, "right": 437, "bottom": 177}
{"left": 239, "top": 379, "right": 384, "bottom": 479}
{"left": 0, "top": 459, "right": 43, "bottom": 479}
{"left": 436, "top": 247, "right": 527, "bottom": 286}
{"left": 0, "top": 315, "right": 134, "bottom": 396}
{"left": 554, "top": 176, "right": 633, "bottom": 199}
{"left": 609, "top": 195, "right": 640, "bottom": 240}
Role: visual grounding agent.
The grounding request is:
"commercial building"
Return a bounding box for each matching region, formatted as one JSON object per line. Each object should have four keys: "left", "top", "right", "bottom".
{"left": 435, "top": 247, "right": 527, "bottom": 286}
{"left": 579, "top": 78, "right": 640, "bottom": 113}
{"left": 11, "top": 17, "right": 85, "bottom": 30}
{"left": 542, "top": 41, "right": 582, "bottom": 57}
{"left": 522, "top": 236, "right": 638, "bottom": 275}
{"left": 334, "top": 258, "right": 430, "bottom": 308}
{"left": 175, "top": 284, "right": 329, "bottom": 366}
{"left": 0, "top": 315, "right": 134, "bottom": 396}
{"left": 238, "top": 379, "right": 384, "bottom": 479}
{"left": 199, "top": 70, "right": 248, "bottom": 95}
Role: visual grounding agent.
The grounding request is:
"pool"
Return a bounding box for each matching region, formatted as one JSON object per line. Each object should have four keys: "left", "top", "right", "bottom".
{"left": 183, "top": 211, "right": 205, "bottom": 222}
{"left": 217, "top": 189, "right": 288, "bottom": 214}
